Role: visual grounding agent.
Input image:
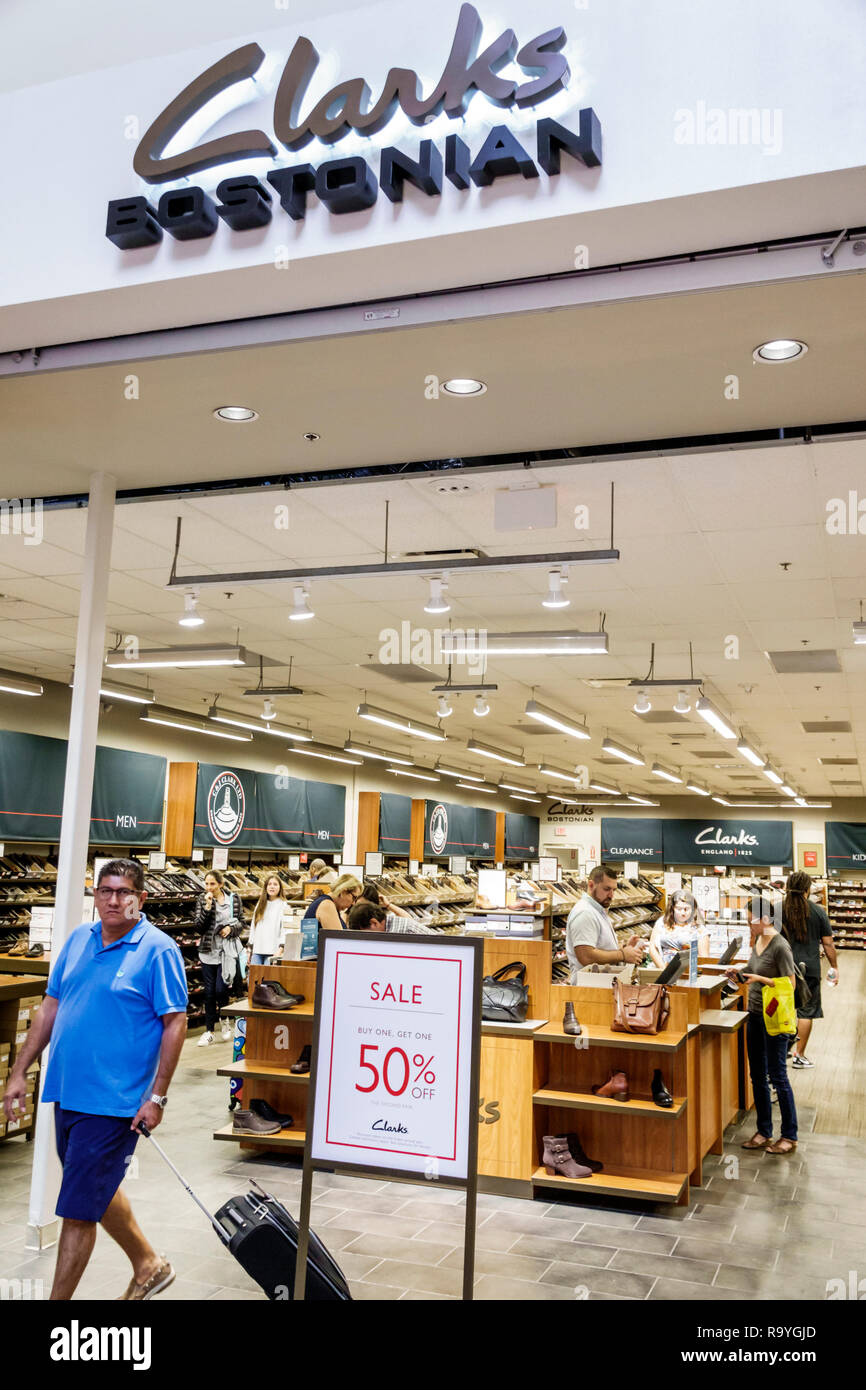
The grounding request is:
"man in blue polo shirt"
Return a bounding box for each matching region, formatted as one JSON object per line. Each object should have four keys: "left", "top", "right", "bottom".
{"left": 2, "top": 858, "right": 187, "bottom": 1301}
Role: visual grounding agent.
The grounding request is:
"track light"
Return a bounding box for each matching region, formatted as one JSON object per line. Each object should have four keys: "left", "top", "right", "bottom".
{"left": 473, "top": 694, "right": 490, "bottom": 717}
{"left": 357, "top": 703, "right": 446, "bottom": 742}
{"left": 524, "top": 699, "right": 590, "bottom": 740}
{"left": 736, "top": 738, "right": 765, "bottom": 767}
{"left": 633, "top": 690, "right": 652, "bottom": 715}
{"left": 467, "top": 738, "right": 525, "bottom": 767}
{"left": 542, "top": 569, "right": 570, "bottom": 610}
{"left": 673, "top": 689, "right": 691, "bottom": 714}
{"left": 651, "top": 762, "right": 683, "bottom": 784}
{"left": 601, "top": 737, "right": 645, "bottom": 766}
{"left": 695, "top": 695, "right": 737, "bottom": 740}
{"left": 436, "top": 694, "right": 453, "bottom": 719}
{"left": 178, "top": 591, "right": 204, "bottom": 628}
{"left": 289, "top": 584, "right": 314, "bottom": 622}
{"left": 261, "top": 698, "right": 276, "bottom": 721}
{"left": 424, "top": 577, "right": 450, "bottom": 615}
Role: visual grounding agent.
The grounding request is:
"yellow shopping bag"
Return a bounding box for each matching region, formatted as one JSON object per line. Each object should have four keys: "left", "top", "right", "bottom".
{"left": 761, "top": 977, "right": 797, "bottom": 1035}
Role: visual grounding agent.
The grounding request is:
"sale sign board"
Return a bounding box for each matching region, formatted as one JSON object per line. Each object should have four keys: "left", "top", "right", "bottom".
{"left": 309, "top": 931, "right": 482, "bottom": 1181}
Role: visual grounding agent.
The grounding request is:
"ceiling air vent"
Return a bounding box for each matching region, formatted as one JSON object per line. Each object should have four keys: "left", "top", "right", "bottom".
{"left": 801, "top": 721, "right": 851, "bottom": 733}
{"left": 767, "top": 650, "right": 841, "bottom": 674}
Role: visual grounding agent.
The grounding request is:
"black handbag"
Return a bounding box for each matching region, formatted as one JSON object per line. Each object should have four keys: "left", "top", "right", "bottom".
{"left": 481, "top": 961, "right": 529, "bottom": 1022}
{"left": 793, "top": 962, "right": 812, "bottom": 1009}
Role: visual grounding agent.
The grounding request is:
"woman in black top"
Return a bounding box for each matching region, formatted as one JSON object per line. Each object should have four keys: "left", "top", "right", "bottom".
{"left": 193, "top": 870, "right": 245, "bottom": 1045}
{"left": 782, "top": 871, "right": 839, "bottom": 1068}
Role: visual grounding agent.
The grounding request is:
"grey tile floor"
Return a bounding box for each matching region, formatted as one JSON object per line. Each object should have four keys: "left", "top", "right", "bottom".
{"left": 1, "top": 1034, "right": 864, "bottom": 1301}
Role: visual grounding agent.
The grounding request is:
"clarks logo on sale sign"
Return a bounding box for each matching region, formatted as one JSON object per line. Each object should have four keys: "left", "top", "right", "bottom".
{"left": 106, "top": 3, "right": 602, "bottom": 250}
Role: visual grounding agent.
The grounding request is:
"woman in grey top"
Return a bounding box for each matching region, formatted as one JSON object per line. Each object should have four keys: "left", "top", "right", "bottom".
{"left": 726, "top": 895, "right": 798, "bottom": 1154}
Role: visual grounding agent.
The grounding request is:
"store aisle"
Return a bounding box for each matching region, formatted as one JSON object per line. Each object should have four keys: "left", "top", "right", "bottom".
{"left": 788, "top": 954, "right": 866, "bottom": 1138}
{"left": 1, "top": 1022, "right": 865, "bottom": 1301}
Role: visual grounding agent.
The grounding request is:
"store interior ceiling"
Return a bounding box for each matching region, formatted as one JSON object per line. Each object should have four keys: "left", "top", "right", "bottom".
{"left": 1, "top": 266, "right": 865, "bottom": 803}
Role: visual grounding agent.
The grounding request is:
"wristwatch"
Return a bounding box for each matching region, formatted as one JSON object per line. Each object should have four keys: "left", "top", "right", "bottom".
{"left": 150, "top": 1093, "right": 168, "bottom": 1109}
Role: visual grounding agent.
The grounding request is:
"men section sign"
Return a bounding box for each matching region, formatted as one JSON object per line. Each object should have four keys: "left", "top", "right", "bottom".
{"left": 662, "top": 819, "right": 793, "bottom": 866}
{"left": 825, "top": 822, "right": 866, "bottom": 871}
{"left": 309, "top": 932, "right": 481, "bottom": 1180}
{"left": 0, "top": 732, "right": 165, "bottom": 845}
{"left": 600, "top": 818, "right": 665, "bottom": 864}
{"left": 424, "top": 800, "right": 496, "bottom": 857}
{"left": 194, "top": 762, "right": 345, "bottom": 851}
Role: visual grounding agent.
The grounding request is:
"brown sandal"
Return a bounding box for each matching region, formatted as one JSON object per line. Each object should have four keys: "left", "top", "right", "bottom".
{"left": 741, "top": 1134, "right": 770, "bottom": 1149}
{"left": 766, "top": 1138, "right": 797, "bottom": 1154}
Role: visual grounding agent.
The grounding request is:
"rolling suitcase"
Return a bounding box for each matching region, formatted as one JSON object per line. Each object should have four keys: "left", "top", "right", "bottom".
{"left": 138, "top": 1123, "right": 352, "bottom": 1301}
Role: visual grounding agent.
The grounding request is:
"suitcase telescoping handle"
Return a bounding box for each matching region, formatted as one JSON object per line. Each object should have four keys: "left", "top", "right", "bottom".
{"left": 137, "top": 1121, "right": 232, "bottom": 1243}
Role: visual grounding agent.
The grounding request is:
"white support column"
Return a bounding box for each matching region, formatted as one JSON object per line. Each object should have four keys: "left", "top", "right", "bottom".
{"left": 25, "top": 471, "right": 116, "bottom": 1251}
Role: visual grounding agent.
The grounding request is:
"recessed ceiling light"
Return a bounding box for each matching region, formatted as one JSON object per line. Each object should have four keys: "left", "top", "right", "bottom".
{"left": 752, "top": 339, "right": 808, "bottom": 364}
{"left": 214, "top": 406, "right": 258, "bottom": 421}
{"left": 303, "top": 431, "right": 320, "bottom": 442}
{"left": 525, "top": 699, "right": 590, "bottom": 740}
{"left": 424, "top": 576, "right": 450, "bottom": 615}
{"left": 441, "top": 378, "right": 487, "bottom": 396}
{"left": 542, "top": 569, "right": 570, "bottom": 610}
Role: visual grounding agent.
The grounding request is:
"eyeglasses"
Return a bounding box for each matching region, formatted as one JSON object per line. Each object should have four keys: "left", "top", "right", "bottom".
{"left": 95, "top": 887, "right": 139, "bottom": 900}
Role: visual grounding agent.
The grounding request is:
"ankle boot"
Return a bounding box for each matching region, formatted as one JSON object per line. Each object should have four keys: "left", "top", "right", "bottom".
{"left": 652, "top": 1069, "right": 673, "bottom": 1108}
{"left": 562, "top": 1002, "right": 582, "bottom": 1036}
{"left": 591, "top": 1070, "right": 629, "bottom": 1101}
{"left": 290, "top": 1043, "right": 312, "bottom": 1074}
{"left": 558, "top": 1132, "right": 603, "bottom": 1172}
{"left": 541, "top": 1135, "right": 592, "bottom": 1179}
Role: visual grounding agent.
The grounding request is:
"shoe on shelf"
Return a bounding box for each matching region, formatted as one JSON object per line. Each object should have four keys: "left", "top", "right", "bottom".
{"left": 251, "top": 982, "right": 295, "bottom": 1010}
{"left": 652, "top": 1069, "right": 673, "bottom": 1108}
{"left": 591, "top": 1070, "right": 629, "bottom": 1102}
{"left": 261, "top": 979, "right": 305, "bottom": 1006}
{"left": 541, "top": 1134, "right": 592, "bottom": 1179}
{"left": 117, "top": 1257, "right": 175, "bottom": 1302}
{"left": 562, "top": 1002, "right": 582, "bottom": 1037}
{"left": 290, "top": 1044, "right": 312, "bottom": 1075}
{"left": 197, "top": 1031, "right": 215, "bottom": 1047}
{"left": 557, "top": 1131, "right": 602, "bottom": 1172}
{"left": 250, "top": 1098, "right": 293, "bottom": 1129}
{"left": 232, "top": 1109, "right": 282, "bottom": 1135}
{"left": 220, "top": 1019, "right": 233, "bottom": 1042}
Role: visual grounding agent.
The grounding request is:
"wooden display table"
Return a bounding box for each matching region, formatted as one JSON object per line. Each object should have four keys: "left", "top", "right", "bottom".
{"left": 0, "top": 973, "right": 45, "bottom": 1142}
{"left": 0, "top": 952, "right": 50, "bottom": 976}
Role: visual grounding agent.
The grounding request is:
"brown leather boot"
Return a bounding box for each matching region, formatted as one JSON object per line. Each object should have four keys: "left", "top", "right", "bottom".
{"left": 251, "top": 981, "right": 294, "bottom": 1010}
{"left": 541, "top": 1135, "right": 592, "bottom": 1179}
{"left": 562, "top": 1002, "right": 582, "bottom": 1036}
{"left": 591, "top": 1070, "right": 629, "bottom": 1101}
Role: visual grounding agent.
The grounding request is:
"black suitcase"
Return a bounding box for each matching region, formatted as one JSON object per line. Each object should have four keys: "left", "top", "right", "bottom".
{"left": 138, "top": 1123, "right": 352, "bottom": 1301}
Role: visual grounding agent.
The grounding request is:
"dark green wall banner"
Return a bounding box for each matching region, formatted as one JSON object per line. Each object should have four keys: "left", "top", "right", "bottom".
{"left": 825, "top": 821, "right": 866, "bottom": 871}
{"left": 662, "top": 818, "right": 792, "bottom": 865}
{"left": 600, "top": 818, "right": 665, "bottom": 863}
{"left": 194, "top": 763, "right": 345, "bottom": 851}
{"left": 379, "top": 792, "right": 411, "bottom": 853}
{"left": 505, "top": 811, "right": 540, "bottom": 858}
{"left": 424, "top": 799, "right": 496, "bottom": 857}
{"left": 0, "top": 731, "right": 165, "bottom": 844}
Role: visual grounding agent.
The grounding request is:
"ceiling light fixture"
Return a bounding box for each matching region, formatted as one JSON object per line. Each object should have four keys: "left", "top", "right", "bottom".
{"left": 208, "top": 707, "right": 314, "bottom": 741}
{"left": 627, "top": 795, "right": 657, "bottom": 806}
{"left": 92, "top": 679, "right": 155, "bottom": 706}
{"left": 142, "top": 707, "right": 253, "bottom": 741}
{"left": 389, "top": 767, "right": 440, "bottom": 782}
{"left": 736, "top": 738, "right": 766, "bottom": 767}
{"left": 509, "top": 792, "right": 542, "bottom": 803}
{"left": 524, "top": 699, "right": 590, "bottom": 740}
{"left": 436, "top": 694, "right": 453, "bottom": 719}
{"left": 287, "top": 742, "right": 363, "bottom": 766}
{"left": 441, "top": 378, "right": 487, "bottom": 396}
{"left": 442, "top": 630, "right": 608, "bottom": 658}
{"left": 106, "top": 645, "right": 247, "bottom": 669}
{"left": 357, "top": 703, "right": 446, "bottom": 742}
{"left": 853, "top": 619, "right": 866, "bottom": 645}
{"left": 601, "top": 736, "right": 645, "bottom": 766}
{"left": 695, "top": 694, "right": 737, "bottom": 740}
{"left": 712, "top": 796, "right": 732, "bottom": 806}
{"left": 344, "top": 739, "right": 413, "bottom": 767}
{"left": 424, "top": 576, "right": 450, "bottom": 615}
{"left": 763, "top": 766, "right": 784, "bottom": 785}
{"left": 261, "top": 698, "right": 276, "bottom": 721}
{"left": 213, "top": 405, "right": 258, "bottom": 421}
{"left": 537, "top": 764, "right": 586, "bottom": 785}
{"left": 178, "top": 591, "right": 204, "bottom": 628}
{"left": 434, "top": 763, "right": 483, "bottom": 781}
{"left": 0, "top": 671, "right": 44, "bottom": 697}
{"left": 289, "top": 584, "right": 314, "bottom": 622}
{"left": 633, "top": 690, "right": 652, "bottom": 715}
{"left": 752, "top": 339, "right": 808, "bottom": 364}
{"left": 780, "top": 784, "right": 798, "bottom": 798}
{"left": 589, "top": 779, "right": 621, "bottom": 795}
{"left": 473, "top": 694, "right": 490, "bottom": 717}
{"left": 686, "top": 781, "right": 711, "bottom": 797}
{"left": 542, "top": 568, "right": 570, "bottom": 610}
{"left": 497, "top": 779, "right": 536, "bottom": 795}
{"left": 460, "top": 781, "right": 497, "bottom": 793}
{"left": 673, "top": 689, "right": 692, "bottom": 714}
{"left": 467, "top": 738, "right": 525, "bottom": 767}
{"left": 651, "top": 762, "right": 683, "bottom": 784}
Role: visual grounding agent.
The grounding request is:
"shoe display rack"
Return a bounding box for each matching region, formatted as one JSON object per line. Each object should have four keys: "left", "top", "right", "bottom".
{"left": 0, "top": 852, "right": 58, "bottom": 966}
{"left": 549, "top": 875, "right": 661, "bottom": 982}
{"left": 827, "top": 878, "right": 866, "bottom": 949}
{"left": 0, "top": 974, "right": 45, "bottom": 1142}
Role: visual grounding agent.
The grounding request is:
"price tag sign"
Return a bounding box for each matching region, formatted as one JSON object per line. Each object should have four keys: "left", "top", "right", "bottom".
{"left": 212, "top": 847, "right": 229, "bottom": 871}
{"left": 421, "top": 863, "right": 440, "bottom": 877}
{"left": 770, "top": 866, "right": 784, "bottom": 879}
{"left": 663, "top": 871, "right": 683, "bottom": 895}
{"left": 148, "top": 851, "right": 166, "bottom": 871}
{"left": 477, "top": 867, "right": 507, "bottom": 907}
{"left": 340, "top": 865, "right": 364, "bottom": 880}
{"left": 288, "top": 854, "right": 301, "bottom": 871}
{"left": 537, "top": 857, "right": 559, "bottom": 882}
{"left": 309, "top": 931, "right": 482, "bottom": 1180}
{"left": 191, "top": 849, "right": 204, "bottom": 862}
{"left": 365, "top": 852, "right": 384, "bottom": 877}
{"left": 409, "top": 860, "right": 420, "bottom": 875}
{"left": 449, "top": 856, "right": 468, "bottom": 875}
{"left": 692, "top": 877, "right": 720, "bottom": 916}
{"left": 623, "top": 860, "right": 639, "bottom": 879}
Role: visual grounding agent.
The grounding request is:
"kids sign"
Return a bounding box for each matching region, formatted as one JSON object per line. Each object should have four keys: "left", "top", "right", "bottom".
{"left": 309, "top": 931, "right": 482, "bottom": 1180}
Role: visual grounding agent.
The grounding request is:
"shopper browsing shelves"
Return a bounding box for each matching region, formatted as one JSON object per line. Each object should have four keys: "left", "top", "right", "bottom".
{"left": 248, "top": 874, "right": 288, "bottom": 965}
{"left": 565, "top": 865, "right": 645, "bottom": 982}
{"left": 301, "top": 873, "right": 363, "bottom": 935}
{"left": 194, "top": 869, "right": 245, "bottom": 1046}
{"left": 307, "top": 858, "right": 337, "bottom": 885}
{"left": 347, "top": 899, "right": 439, "bottom": 934}
{"left": 1, "top": 859, "right": 188, "bottom": 1301}
{"left": 648, "top": 890, "right": 709, "bottom": 968}
{"left": 782, "top": 871, "right": 838, "bottom": 1069}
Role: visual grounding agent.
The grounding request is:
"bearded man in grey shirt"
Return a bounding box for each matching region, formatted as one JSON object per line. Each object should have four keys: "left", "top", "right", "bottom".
{"left": 565, "top": 865, "right": 646, "bottom": 982}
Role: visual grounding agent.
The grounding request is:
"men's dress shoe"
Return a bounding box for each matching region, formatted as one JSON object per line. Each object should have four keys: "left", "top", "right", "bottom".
{"left": 562, "top": 1002, "right": 582, "bottom": 1036}
{"left": 591, "top": 1070, "right": 629, "bottom": 1102}
{"left": 290, "top": 1044, "right": 312, "bottom": 1074}
{"left": 652, "top": 1068, "right": 673, "bottom": 1108}
{"left": 261, "top": 979, "right": 305, "bottom": 1006}
{"left": 232, "top": 1109, "right": 282, "bottom": 1135}
{"left": 541, "top": 1134, "right": 592, "bottom": 1179}
{"left": 250, "top": 1098, "right": 294, "bottom": 1129}
{"left": 558, "top": 1132, "right": 603, "bottom": 1172}
{"left": 251, "top": 982, "right": 295, "bottom": 1010}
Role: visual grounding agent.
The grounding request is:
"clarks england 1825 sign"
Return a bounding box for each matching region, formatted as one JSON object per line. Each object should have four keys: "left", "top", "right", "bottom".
{"left": 106, "top": 4, "right": 601, "bottom": 249}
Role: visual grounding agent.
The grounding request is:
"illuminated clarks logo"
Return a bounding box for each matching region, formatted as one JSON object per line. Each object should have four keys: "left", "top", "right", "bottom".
{"left": 207, "top": 772, "right": 245, "bottom": 845}
{"left": 106, "top": 3, "right": 601, "bottom": 250}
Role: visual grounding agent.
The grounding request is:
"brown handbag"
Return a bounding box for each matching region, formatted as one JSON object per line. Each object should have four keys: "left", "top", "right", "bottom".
{"left": 611, "top": 978, "right": 670, "bottom": 1034}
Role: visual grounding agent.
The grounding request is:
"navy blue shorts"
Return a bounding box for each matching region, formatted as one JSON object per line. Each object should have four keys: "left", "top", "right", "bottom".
{"left": 54, "top": 1107, "right": 140, "bottom": 1223}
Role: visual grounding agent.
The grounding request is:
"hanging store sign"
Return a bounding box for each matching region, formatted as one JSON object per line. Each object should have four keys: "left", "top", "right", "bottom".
{"left": 106, "top": 4, "right": 601, "bottom": 251}
{"left": 825, "top": 821, "right": 866, "bottom": 871}
{"left": 194, "top": 762, "right": 345, "bottom": 851}
{"left": 600, "top": 818, "right": 665, "bottom": 864}
{"left": 662, "top": 819, "right": 793, "bottom": 865}
{"left": 504, "top": 811, "right": 540, "bottom": 858}
{"left": 425, "top": 800, "right": 495, "bottom": 857}
{"left": 379, "top": 792, "right": 411, "bottom": 854}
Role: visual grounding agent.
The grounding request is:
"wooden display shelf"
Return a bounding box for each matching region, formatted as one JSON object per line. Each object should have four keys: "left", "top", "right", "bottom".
{"left": 0, "top": 953, "right": 51, "bottom": 976}
{"left": 216, "top": 1060, "right": 309, "bottom": 1085}
{"left": 481, "top": 1018, "right": 547, "bottom": 1038}
{"left": 536, "top": 1021, "right": 688, "bottom": 1052}
{"left": 531, "top": 1164, "right": 688, "bottom": 1203}
{"left": 532, "top": 1086, "right": 686, "bottom": 1118}
{"left": 220, "top": 1000, "right": 315, "bottom": 1019}
{"left": 213, "top": 1124, "right": 305, "bottom": 1148}
{"left": 700, "top": 1009, "right": 748, "bottom": 1033}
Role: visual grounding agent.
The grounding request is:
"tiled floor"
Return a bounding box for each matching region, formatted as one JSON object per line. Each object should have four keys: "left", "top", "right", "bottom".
{"left": 1, "top": 1031, "right": 864, "bottom": 1301}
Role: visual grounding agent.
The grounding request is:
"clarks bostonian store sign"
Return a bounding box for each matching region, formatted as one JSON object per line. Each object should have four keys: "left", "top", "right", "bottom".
{"left": 107, "top": 4, "right": 600, "bottom": 249}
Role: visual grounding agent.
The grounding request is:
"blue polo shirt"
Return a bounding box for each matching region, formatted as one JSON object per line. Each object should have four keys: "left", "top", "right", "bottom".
{"left": 43, "top": 916, "right": 188, "bottom": 1117}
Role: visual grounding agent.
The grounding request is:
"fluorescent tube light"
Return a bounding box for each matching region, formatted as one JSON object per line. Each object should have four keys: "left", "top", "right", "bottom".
{"left": 509, "top": 793, "right": 541, "bottom": 803}
{"left": 467, "top": 738, "right": 525, "bottom": 767}
{"left": 498, "top": 780, "right": 536, "bottom": 795}
{"left": 651, "top": 762, "right": 683, "bottom": 784}
{"left": 763, "top": 767, "right": 783, "bottom": 785}
{"left": 460, "top": 781, "right": 497, "bottom": 793}
{"left": 389, "top": 768, "right": 440, "bottom": 782}
{"left": 686, "top": 781, "right": 711, "bottom": 797}
{"left": 287, "top": 743, "right": 363, "bottom": 766}
{"left": 537, "top": 763, "right": 584, "bottom": 784}
{"left": 736, "top": 739, "right": 766, "bottom": 767}
{"left": 780, "top": 785, "right": 798, "bottom": 798}
{"left": 695, "top": 695, "right": 737, "bottom": 740}
{"left": 627, "top": 795, "right": 658, "bottom": 806}
{"left": 442, "top": 630, "right": 608, "bottom": 657}
{"left": 853, "top": 621, "right": 866, "bottom": 644}
{"left": 106, "top": 645, "right": 247, "bottom": 669}
{"left": 208, "top": 706, "right": 314, "bottom": 741}
{"left": 141, "top": 707, "right": 252, "bottom": 741}
{"left": 712, "top": 796, "right": 732, "bottom": 806}
{"left": 0, "top": 671, "right": 44, "bottom": 697}
{"left": 589, "top": 780, "right": 620, "bottom": 795}
{"left": 601, "top": 737, "right": 645, "bottom": 766}
{"left": 344, "top": 740, "right": 414, "bottom": 766}
{"left": 434, "top": 764, "right": 483, "bottom": 782}
{"left": 96, "top": 680, "right": 155, "bottom": 706}
{"left": 524, "top": 699, "right": 590, "bottom": 740}
{"left": 357, "top": 703, "right": 446, "bottom": 742}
